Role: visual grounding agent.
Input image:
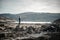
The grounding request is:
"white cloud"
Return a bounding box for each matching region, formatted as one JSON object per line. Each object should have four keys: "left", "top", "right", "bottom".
{"left": 0, "top": 0, "right": 60, "bottom": 14}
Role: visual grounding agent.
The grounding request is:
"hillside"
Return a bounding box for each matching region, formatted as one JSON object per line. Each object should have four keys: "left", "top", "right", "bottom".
{"left": 0, "top": 16, "right": 15, "bottom": 22}
{"left": 0, "top": 12, "right": 60, "bottom": 22}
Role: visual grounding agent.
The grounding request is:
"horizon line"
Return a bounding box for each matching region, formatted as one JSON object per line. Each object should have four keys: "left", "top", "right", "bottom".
{"left": 0, "top": 12, "right": 60, "bottom": 14}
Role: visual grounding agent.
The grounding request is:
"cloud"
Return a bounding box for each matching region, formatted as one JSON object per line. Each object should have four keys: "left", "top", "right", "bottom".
{"left": 0, "top": 0, "right": 60, "bottom": 14}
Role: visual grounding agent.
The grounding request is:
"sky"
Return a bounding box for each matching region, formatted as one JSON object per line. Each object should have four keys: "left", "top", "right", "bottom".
{"left": 0, "top": 0, "right": 60, "bottom": 14}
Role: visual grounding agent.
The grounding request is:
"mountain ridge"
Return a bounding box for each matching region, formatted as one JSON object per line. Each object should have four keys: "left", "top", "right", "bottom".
{"left": 0, "top": 12, "right": 60, "bottom": 22}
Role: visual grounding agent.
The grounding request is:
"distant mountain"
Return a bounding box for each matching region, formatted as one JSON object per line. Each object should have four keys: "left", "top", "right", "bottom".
{"left": 0, "top": 16, "right": 15, "bottom": 22}
{"left": 0, "top": 13, "right": 17, "bottom": 20}
{"left": 17, "top": 12, "right": 60, "bottom": 22}
{"left": 0, "top": 12, "right": 60, "bottom": 22}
